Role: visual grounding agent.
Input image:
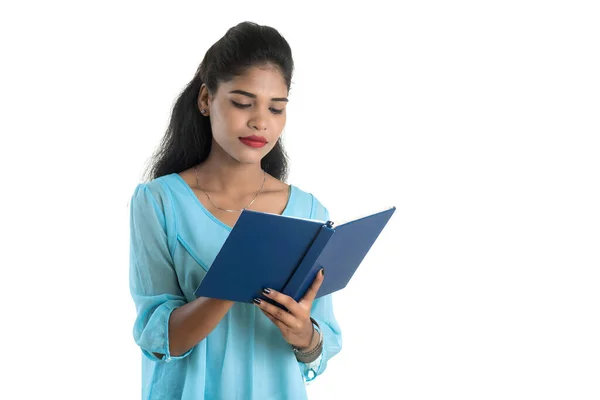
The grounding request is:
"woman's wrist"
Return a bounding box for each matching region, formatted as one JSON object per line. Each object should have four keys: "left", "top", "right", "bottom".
{"left": 298, "top": 325, "right": 318, "bottom": 352}
{"left": 293, "top": 318, "right": 323, "bottom": 363}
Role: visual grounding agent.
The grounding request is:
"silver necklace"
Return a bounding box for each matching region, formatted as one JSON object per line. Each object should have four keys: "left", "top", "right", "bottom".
{"left": 195, "top": 165, "right": 266, "bottom": 213}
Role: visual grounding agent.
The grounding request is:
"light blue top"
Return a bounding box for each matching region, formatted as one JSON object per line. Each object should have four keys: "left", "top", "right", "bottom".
{"left": 129, "top": 173, "right": 342, "bottom": 399}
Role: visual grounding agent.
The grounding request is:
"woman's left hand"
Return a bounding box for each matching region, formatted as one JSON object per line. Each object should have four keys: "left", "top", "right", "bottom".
{"left": 254, "top": 268, "right": 325, "bottom": 349}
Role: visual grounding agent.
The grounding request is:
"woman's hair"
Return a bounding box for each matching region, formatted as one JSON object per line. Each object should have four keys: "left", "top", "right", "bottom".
{"left": 144, "top": 21, "right": 293, "bottom": 182}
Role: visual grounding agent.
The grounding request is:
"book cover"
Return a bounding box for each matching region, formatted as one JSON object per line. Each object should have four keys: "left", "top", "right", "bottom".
{"left": 194, "top": 207, "right": 395, "bottom": 303}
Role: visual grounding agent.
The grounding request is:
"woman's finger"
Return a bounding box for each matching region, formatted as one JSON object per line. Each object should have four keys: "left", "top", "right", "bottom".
{"left": 260, "top": 288, "right": 306, "bottom": 317}
{"left": 260, "top": 309, "right": 287, "bottom": 331}
{"left": 253, "top": 297, "right": 299, "bottom": 329}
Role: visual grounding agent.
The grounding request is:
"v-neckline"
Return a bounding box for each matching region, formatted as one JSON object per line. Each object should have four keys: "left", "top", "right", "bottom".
{"left": 169, "top": 173, "right": 295, "bottom": 231}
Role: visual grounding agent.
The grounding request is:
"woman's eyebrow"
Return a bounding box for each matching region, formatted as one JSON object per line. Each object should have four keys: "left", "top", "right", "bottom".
{"left": 229, "top": 90, "right": 289, "bottom": 102}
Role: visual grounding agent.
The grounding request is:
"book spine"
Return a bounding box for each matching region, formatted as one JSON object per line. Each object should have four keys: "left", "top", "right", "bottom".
{"left": 282, "top": 223, "right": 335, "bottom": 302}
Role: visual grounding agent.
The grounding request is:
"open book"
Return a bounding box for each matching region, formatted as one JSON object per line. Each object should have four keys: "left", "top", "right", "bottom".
{"left": 194, "top": 206, "right": 396, "bottom": 303}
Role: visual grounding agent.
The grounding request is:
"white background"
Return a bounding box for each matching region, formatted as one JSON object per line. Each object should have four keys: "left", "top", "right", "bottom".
{"left": 1, "top": 1, "right": 599, "bottom": 399}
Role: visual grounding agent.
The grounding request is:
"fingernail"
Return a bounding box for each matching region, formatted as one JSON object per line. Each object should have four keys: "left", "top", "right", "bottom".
{"left": 263, "top": 288, "right": 271, "bottom": 295}
{"left": 253, "top": 298, "right": 262, "bottom": 305}
{"left": 321, "top": 268, "right": 325, "bottom": 276}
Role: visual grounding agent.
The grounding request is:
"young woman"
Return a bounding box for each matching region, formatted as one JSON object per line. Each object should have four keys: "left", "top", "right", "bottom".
{"left": 129, "top": 22, "right": 342, "bottom": 399}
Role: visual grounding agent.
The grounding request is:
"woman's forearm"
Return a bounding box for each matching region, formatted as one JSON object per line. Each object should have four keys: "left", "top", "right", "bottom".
{"left": 166, "top": 297, "right": 235, "bottom": 357}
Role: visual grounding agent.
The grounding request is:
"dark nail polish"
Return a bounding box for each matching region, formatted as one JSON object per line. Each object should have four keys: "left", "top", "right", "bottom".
{"left": 321, "top": 268, "right": 325, "bottom": 276}
{"left": 253, "top": 298, "right": 261, "bottom": 304}
{"left": 263, "top": 288, "right": 271, "bottom": 295}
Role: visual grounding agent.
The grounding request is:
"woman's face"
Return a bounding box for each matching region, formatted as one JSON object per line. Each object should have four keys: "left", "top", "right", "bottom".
{"left": 199, "top": 64, "right": 289, "bottom": 165}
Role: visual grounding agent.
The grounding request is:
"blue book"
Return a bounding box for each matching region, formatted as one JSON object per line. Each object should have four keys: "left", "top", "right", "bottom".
{"left": 194, "top": 206, "right": 396, "bottom": 303}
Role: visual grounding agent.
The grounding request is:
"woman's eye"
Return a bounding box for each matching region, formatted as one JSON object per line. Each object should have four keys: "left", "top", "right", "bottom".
{"left": 232, "top": 100, "right": 283, "bottom": 114}
{"left": 232, "top": 101, "right": 251, "bottom": 109}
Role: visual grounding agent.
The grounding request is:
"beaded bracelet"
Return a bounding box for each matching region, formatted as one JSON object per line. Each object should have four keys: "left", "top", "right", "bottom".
{"left": 293, "top": 317, "right": 323, "bottom": 363}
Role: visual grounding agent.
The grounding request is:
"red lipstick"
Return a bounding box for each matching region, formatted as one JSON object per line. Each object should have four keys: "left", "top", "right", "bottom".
{"left": 239, "top": 135, "right": 267, "bottom": 148}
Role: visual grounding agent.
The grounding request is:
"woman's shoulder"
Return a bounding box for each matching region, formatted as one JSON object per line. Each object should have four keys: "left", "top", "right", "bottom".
{"left": 283, "top": 181, "right": 330, "bottom": 221}
{"left": 130, "top": 173, "right": 184, "bottom": 210}
{"left": 136, "top": 172, "right": 187, "bottom": 193}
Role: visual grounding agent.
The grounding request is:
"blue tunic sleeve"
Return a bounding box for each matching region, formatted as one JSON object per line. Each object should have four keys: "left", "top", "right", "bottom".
{"left": 298, "top": 198, "right": 343, "bottom": 382}
{"left": 129, "top": 183, "right": 193, "bottom": 362}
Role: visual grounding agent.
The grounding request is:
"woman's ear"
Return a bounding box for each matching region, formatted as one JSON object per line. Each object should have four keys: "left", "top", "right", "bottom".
{"left": 198, "top": 84, "right": 210, "bottom": 116}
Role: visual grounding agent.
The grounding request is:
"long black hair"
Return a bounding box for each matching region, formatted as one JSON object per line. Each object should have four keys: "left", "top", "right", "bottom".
{"left": 144, "top": 22, "right": 293, "bottom": 182}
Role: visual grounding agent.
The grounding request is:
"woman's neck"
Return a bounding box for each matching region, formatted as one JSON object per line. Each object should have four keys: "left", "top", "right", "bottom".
{"left": 196, "top": 149, "right": 265, "bottom": 195}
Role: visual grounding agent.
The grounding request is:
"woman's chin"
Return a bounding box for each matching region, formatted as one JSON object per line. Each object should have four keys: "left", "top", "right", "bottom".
{"left": 229, "top": 150, "right": 265, "bottom": 165}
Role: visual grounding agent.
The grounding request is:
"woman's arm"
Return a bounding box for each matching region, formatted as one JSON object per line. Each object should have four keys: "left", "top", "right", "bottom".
{"left": 130, "top": 183, "right": 233, "bottom": 361}
{"left": 165, "top": 297, "right": 234, "bottom": 357}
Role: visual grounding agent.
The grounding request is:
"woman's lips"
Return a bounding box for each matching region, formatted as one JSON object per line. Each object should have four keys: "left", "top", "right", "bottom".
{"left": 239, "top": 136, "right": 267, "bottom": 148}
